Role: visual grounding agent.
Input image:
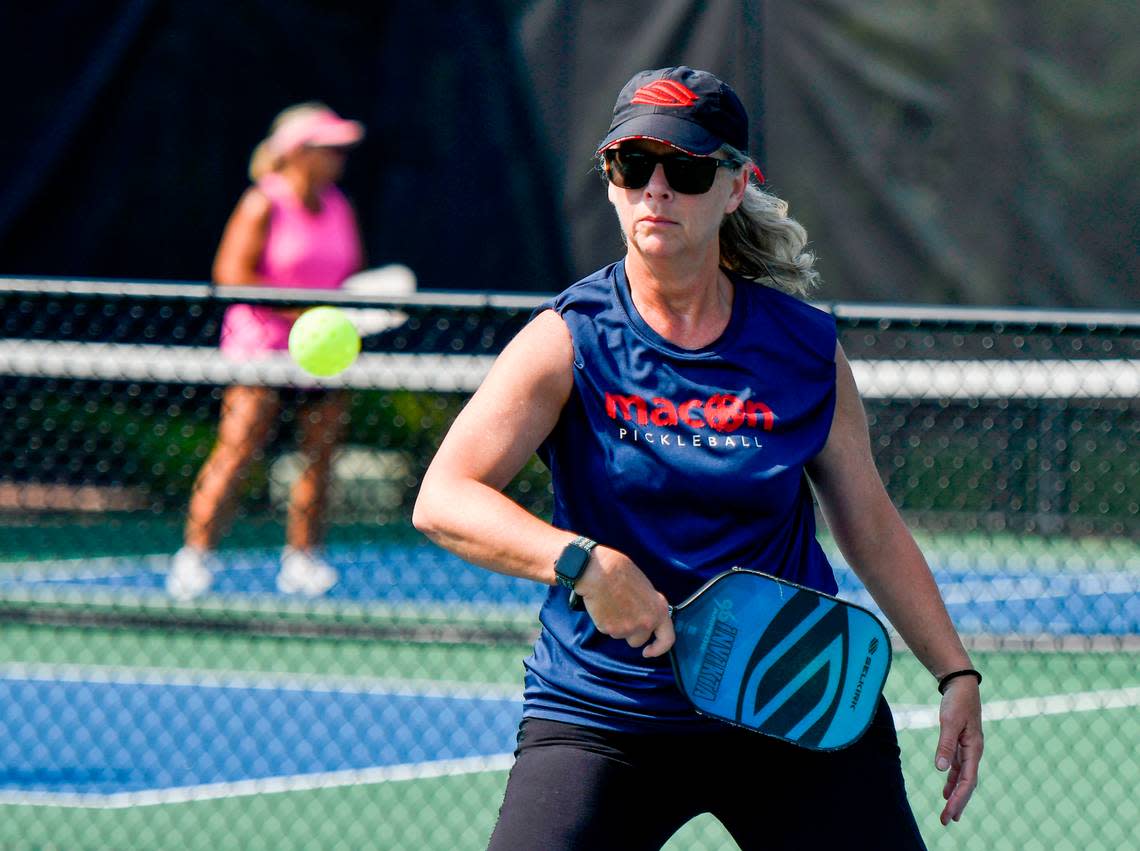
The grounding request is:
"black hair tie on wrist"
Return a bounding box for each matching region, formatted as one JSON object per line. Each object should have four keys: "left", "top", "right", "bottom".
{"left": 938, "top": 668, "right": 983, "bottom": 694}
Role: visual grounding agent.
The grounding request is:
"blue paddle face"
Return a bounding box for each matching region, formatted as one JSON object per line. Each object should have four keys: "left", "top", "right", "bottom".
{"left": 669, "top": 569, "right": 891, "bottom": 751}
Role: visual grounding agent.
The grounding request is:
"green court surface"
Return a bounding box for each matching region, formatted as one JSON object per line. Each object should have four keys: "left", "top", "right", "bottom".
{"left": 1, "top": 514, "right": 1136, "bottom": 850}
{"left": 1, "top": 617, "right": 1136, "bottom": 850}
{"left": 1, "top": 514, "right": 1137, "bottom": 850}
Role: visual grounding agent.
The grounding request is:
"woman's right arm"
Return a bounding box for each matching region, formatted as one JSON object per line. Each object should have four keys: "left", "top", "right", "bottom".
{"left": 212, "top": 188, "right": 271, "bottom": 285}
{"left": 413, "top": 310, "right": 674, "bottom": 654}
{"left": 413, "top": 309, "right": 578, "bottom": 581}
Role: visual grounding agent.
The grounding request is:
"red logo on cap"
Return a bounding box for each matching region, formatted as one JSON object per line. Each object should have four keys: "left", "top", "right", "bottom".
{"left": 631, "top": 80, "right": 698, "bottom": 107}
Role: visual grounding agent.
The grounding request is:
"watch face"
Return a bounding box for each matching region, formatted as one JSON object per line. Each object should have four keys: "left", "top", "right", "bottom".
{"left": 556, "top": 545, "right": 591, "bottom": 586}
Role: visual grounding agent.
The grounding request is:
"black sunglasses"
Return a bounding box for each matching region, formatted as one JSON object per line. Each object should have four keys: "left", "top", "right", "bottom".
{"left": 601, "top": 147, "right": 738, "bottom": 194}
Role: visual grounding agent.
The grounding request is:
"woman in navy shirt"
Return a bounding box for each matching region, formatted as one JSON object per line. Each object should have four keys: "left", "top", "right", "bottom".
{"left": 415, "top": 67, "right": 983, "bottom": 850}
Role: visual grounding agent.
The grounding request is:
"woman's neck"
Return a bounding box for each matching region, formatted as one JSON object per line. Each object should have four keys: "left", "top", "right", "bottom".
{"left": 625, "top": 250, "right": 733, "bottom": 349}
{"left": 276, "top": 166, "right": 322, "bottom": 212}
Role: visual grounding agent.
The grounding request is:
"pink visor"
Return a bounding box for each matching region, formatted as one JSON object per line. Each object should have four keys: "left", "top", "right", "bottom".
{"left": 269, "top": 108, "right": 365, "bottom": 156}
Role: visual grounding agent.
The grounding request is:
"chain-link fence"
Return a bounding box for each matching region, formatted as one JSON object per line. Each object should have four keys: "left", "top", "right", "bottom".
{"left": 1, "top": 279, "right": 1136, "bottom": 850}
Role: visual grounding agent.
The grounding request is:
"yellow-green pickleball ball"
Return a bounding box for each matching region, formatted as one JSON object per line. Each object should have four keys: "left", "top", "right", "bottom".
{"left": 289, "top": 306, "right": 361, "bottom": 376}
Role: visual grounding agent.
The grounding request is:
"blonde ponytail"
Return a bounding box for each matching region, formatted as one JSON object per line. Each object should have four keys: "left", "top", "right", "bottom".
{"left": 717, "top": 146, "right": 820, "bottom": 298}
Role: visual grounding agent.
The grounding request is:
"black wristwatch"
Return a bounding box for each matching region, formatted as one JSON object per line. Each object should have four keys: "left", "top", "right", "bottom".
{"left": 554, "top": 536, "right": 597, "bottom": 609}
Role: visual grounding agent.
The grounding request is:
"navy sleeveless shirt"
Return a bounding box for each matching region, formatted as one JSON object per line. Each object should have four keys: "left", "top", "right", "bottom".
{"left": 523, "top": 261, "right": 839, "bottom": 732}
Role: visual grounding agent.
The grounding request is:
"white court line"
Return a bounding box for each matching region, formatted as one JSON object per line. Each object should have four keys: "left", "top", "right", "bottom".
{"left": 837, "top": 572, "right": 1138, "bottom": 607}
{"left": 0, "top": 662, "right": 523, "bottom": 701}
{"left": 0, "top": 754, "right": 517, "bottom": 809}
{"left": 0, "top": 551, "right": 269, "bottom": 582}
{"left": 894, "top": 686, "right": 1140, "bottom": 730}
{"left": 935, "top": 574, "right": 1138, "bottom": 604}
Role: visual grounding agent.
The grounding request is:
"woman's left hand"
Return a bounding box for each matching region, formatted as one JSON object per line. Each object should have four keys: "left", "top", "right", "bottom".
{"left": 934, "top": 678, "right": 983, "bottom": 826}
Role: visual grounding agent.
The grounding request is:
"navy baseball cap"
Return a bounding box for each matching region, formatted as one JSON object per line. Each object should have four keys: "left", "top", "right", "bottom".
{"left": 596, "top": 66, "right": 750, "bottom": 157}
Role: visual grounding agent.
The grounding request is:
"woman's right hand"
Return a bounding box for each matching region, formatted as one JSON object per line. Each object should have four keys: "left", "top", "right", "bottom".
{"left": 574, "top": 546, "right": 675, "bottom": 658}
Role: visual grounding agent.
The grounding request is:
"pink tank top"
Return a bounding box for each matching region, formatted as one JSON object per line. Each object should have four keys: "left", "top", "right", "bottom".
{"left": 220, "top": 172, "right": 362, "bottom": 357}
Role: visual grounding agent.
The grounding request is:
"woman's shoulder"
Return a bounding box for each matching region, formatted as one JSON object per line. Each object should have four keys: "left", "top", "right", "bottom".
{"left": 737, "top": 277, "right": 836, "bottom": 363}
{"left": 539, "top": 262, "right": 621, "bottom": 317}
{"left": 229, "top": 185, "right": 273, "bottom": 225}
{"left": 745, "top": 278, "right": 834, "bottom": 331}
{"left": 740, "top": 273, "right": 828, "bottom": 313}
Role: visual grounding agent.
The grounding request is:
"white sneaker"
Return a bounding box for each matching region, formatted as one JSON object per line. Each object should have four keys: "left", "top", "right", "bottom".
{"left": 277, "top": 547, "right": 338, "bottom": 597}
{"left": 166, "top": 546, "right": 214, "bottom": 600}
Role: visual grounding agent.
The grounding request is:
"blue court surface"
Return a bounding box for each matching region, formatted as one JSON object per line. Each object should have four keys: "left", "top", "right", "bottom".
{"left": 0, "top": 669, "right": 521, "bottom": 805}
{"left": 0, "top": 542, "right": 1136, "bottom": 806}
{"left": 0, "top": 543, "right": 548, "bottom": 614}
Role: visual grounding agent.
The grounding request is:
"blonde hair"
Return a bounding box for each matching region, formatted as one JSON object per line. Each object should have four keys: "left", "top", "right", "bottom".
{"left": 717, "top": 146, "right": 820, "bottom": 298}
{"left": 247, "top": 102, "right": 331, "bottom": 182}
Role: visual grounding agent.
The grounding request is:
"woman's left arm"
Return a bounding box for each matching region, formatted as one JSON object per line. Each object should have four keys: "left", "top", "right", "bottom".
{"left": 807, "top": 343, "right": 983, "bottom": 827}
{"left": 346, "top": 198, "right": 367, "bottom": 273}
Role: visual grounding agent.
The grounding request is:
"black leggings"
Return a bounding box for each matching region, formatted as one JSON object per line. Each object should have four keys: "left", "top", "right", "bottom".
{"left": 488, "top": 699, "right": 926, "bottom": 851}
